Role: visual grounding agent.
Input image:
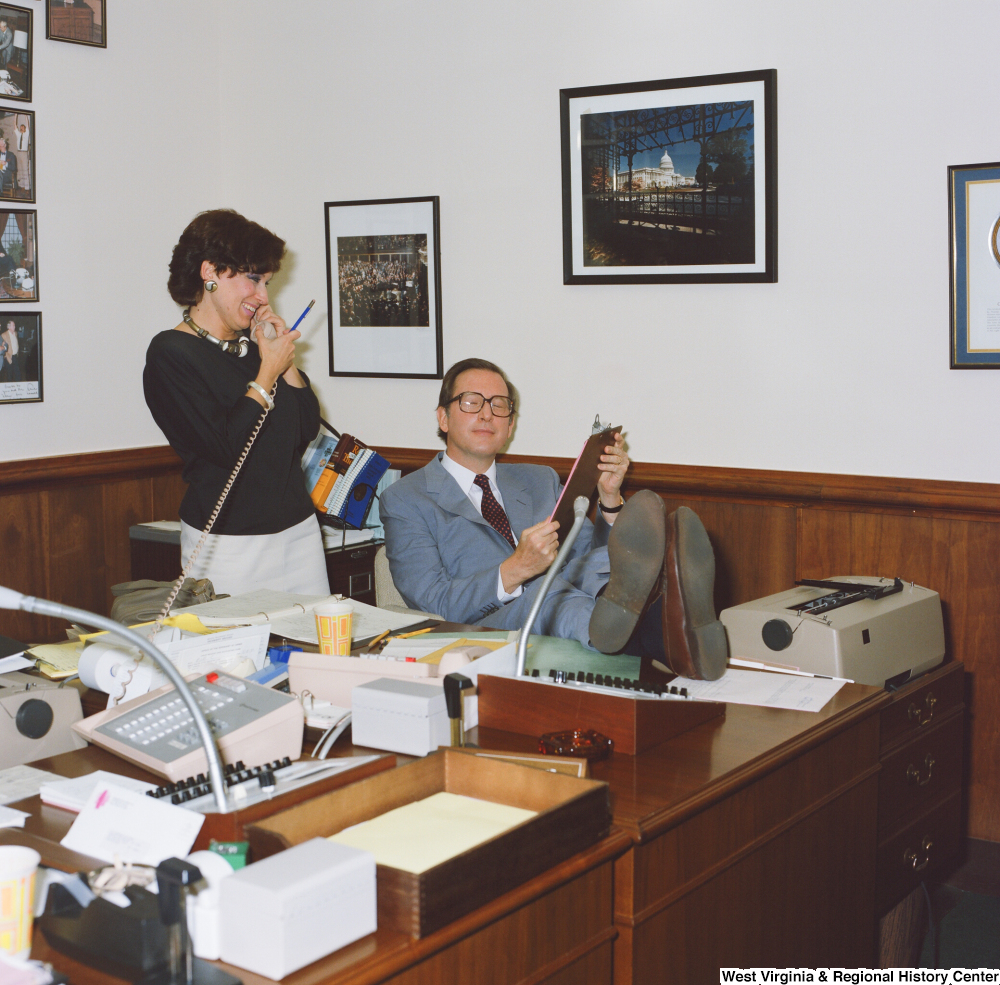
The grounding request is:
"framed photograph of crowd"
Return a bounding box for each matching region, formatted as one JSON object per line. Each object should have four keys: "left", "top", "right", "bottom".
{"left": 0, "top": 4, "right": 32, "bottom": 102}
{"left": 0, "top": 311, "right": 41, "bottom": 403}
{"left": 324, "top": 196, "right": 443, "bottom": 378}
{"left": 46, "top": 0, "right": 103, "bottom": 48}
{"left": 560, "top": 68, "right": 777, "bottom": 284}
{"left": 0, "top": 208, "right": 35, "bottom": 300}
{"left": 948, "top": 161, "right": 1000, "bottom": 368}
{"left": 0, "top": 107, "right": 33, "bottom": 202}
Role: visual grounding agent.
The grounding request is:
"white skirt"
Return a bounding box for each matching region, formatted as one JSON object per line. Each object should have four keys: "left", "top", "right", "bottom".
{"left": 180, "top": 514, "right": 330, "bottom": 597}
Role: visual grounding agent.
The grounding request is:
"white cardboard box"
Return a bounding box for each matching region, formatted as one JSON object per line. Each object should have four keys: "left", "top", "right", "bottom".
{"left": 219, "top": 837, "right": 376, "bottom": 979}
{"left": 351, "top": 678, "right": 450, "bottom": 757}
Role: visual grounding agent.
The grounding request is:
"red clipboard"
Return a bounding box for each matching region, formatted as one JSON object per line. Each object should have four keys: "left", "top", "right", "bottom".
{"left": 549, "top": 426, "right": 621, "bottom": 544}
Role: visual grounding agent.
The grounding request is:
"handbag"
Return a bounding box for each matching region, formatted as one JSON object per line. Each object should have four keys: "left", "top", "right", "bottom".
{"left": 301, "top": 418, "right": 390, "bottom": 530}
{"left": 109, "top": 578, "right": 218, "bottom": 626}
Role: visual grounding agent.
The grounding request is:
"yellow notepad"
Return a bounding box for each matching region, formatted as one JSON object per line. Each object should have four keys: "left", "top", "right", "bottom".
{"left": 328, "top": 792, "right": 536, "bottom": 874}
{"left": 28, "top": 641, "right": 83, "bottom": 678}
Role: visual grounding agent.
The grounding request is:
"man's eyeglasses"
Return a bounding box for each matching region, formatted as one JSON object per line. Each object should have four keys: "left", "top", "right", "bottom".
{"left": 447, "top": 391, "right": 515, "bottom": 418}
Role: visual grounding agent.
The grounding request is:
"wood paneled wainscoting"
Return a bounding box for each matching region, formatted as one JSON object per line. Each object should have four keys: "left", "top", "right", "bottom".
{"left": 0, "top": 447, "right": 186, "bottom": 644}
{"left": 2, "top": 444, "right": 998, "bottom": 842}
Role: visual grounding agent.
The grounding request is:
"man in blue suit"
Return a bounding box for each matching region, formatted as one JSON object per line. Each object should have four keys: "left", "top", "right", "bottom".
{"left": 380, "top": 358, "right": 728, "bottom": 679}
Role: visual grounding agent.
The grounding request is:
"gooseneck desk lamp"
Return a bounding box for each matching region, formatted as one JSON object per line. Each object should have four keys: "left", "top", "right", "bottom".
{"left": 0, "top": 585, "right": 230, "bottom": 814}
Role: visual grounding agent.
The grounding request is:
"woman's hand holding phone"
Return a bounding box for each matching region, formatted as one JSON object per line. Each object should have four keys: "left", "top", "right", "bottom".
{"left": 252, "top": 303, "right": 285, "bottom": 341}
{"left": 251, "top": 303, "right": 306, "bottom": 394}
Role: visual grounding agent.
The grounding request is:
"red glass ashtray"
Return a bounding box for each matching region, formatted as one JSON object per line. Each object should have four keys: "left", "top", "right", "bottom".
{"left": 538, "top": 729, "right": 614, "bottom": 760}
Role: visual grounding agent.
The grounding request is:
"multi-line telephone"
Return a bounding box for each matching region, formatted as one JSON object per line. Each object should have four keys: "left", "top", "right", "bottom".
{"left": 72, "top": 670, "right": 304, "bottom": 783}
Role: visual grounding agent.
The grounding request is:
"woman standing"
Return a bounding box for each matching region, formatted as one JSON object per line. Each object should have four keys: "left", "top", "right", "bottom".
{"left": 143, "top": 209, "right": 329, "bottom": 596}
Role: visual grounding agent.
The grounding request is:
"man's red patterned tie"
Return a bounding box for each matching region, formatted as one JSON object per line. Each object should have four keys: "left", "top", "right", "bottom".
{"left": 474, "top": 474, "right": 516, "bottom": 549}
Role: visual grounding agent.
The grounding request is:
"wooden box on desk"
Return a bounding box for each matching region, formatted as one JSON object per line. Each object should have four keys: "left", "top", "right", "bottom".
{"left": 192, "top": 755, "right": 395, "bottom": 853}
{"left": 476, "top": 674, "right": 724, "bottom": 754}
{"left": 246, "top": 748, "right": 610, "bottom": 938}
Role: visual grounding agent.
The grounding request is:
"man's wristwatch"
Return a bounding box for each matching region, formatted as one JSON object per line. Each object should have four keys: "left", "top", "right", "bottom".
{"left": 599, "top": 499, "right": 624, "bottom": 514}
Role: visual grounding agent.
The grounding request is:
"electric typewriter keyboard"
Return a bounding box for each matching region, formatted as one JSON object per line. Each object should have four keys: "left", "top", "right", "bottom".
{"left": 141, "top": 755, "right": 381, "bottom": 814}
{"left": 145, "top": 757, "right": 293, "bottom": 805}
{"left": 525, "top": 667, "right": 691, "bottom": 699}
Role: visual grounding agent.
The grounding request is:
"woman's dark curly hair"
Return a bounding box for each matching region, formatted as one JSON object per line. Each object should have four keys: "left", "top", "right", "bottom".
{"left": 167, "top": 209, "right": 286, "bottom": 306}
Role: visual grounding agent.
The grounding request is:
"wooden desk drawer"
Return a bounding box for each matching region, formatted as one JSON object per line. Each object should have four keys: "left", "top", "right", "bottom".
{"left": 879, "top": 662, "right": 963, "bottom": 752}
{"left": 877, "top": 711, "right": 963, "bottom": 837}
{"left": 616, "top": 713, "right": 881, "bottom": 922}
{"left": 876, "top": 788, "right": 962, "bottom": 913}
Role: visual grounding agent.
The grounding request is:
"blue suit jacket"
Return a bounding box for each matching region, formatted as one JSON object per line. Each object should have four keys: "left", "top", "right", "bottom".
{"left": 380, "top": 453, "right": 609, "bottom": 626}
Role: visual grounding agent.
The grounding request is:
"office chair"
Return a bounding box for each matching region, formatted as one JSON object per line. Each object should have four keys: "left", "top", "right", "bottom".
{"left": 373, "top": 546, "right": 441, "bottom": 620}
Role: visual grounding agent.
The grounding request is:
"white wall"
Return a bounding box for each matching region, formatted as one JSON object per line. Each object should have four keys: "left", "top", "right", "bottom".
{"left": 6, "top": 0, "right": 1000, "bottom": 483}
{"left": 1, "top": 0, "right": 220, "bottom": 462}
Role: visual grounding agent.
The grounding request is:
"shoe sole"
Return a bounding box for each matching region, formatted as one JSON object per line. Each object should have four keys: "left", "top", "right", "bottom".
{"left": 664, "top": 507, "right": 728, "bottom": 681}
{"left": 589, "top": 490, "right": 665, "bottom": 654}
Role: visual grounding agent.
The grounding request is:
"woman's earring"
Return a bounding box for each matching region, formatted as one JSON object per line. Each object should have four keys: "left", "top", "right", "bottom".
{"left": 205, "top": 280, "right": 217, "bottom": 293}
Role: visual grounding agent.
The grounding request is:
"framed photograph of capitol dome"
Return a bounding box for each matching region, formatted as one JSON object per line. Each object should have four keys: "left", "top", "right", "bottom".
{"left": 560, "top": 69, "right": 777, "bottom": 284}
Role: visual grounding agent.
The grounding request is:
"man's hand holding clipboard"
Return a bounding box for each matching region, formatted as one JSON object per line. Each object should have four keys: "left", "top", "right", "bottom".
{"left": 550, "top": 426, "right": 628, "bottom": 544}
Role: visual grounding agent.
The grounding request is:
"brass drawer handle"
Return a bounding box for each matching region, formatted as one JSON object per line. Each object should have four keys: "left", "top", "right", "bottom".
{"left": 906, "top": 753, "right": 936, "bottom": 787}
{"left": 907, "top": 691, "right": 936, "bottom": 727}
{"left": 903, "top": 836, "right": 934, "bottom": 872}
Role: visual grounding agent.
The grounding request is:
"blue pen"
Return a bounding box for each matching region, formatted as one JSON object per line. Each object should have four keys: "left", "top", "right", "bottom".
{"left": 290, "top": 299, "right": 316, "bottom": 332}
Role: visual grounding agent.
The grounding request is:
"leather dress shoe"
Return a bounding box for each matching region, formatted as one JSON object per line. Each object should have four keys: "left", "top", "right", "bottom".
{"left": 662, "top": 506, "right": 728, "bottom": 680}
{"left": 589, "top": 490, "right": 666, "bottom": 654}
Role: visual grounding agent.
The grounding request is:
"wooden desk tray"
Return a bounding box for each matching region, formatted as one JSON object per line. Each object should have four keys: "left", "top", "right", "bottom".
{"left": 476, "top": 674, "right": 725, "bottom": 754}
{"left": 194, "top": 754, "right": 395, "bottom": 853}
{"left": 246, "top": 748, "right": 611, "bottom": 938}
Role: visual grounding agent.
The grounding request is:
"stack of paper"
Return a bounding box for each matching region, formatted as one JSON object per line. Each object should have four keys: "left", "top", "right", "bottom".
{"left": 0, "top": 764, "right": 64, "bottom": 804}
{"left": 27, "top": 640, "right": 83, "bottom": 679}
{"left": 321, "top": 527, "right": 375, "bottom": 550}
{"left": 173, "top": 590, "right": 424, "bottom": 644}
{"left": 0, "top": 806, "right": 28, "bottom": 828}
{"left": 329, "top": 793, "right": 536, "bottom": 874}
{"left": 40, "top": 771, "right": 156, "bottom": 813}
{"left": 61, "top": 781, "right": 204, "bottom": 865}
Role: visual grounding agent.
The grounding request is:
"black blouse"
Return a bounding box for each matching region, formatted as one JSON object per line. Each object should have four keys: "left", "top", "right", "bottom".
{"left": 143, "top": 329, "right": 321, "bottom": 536}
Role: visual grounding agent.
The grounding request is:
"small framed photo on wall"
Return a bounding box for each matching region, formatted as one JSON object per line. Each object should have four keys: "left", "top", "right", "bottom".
{"left": 0, "top": 208, "right": 35, "bottom": 300}
{"left": 46, "top": 0, "right": 103, "bottom": 48}
{"left": 0, "top": 107, "right": 33, "bottom": 202}
{"left": 949, "top": 161, "right": 1000, "bottom": 367}
{"left": 325, "top": 196, "right": 443, "bottom": 378}
{"left": 0, "top": 310, "right": 41, "bottom": 403}
{"left": 0, "top": 4, "right": 32, "bottom": 102}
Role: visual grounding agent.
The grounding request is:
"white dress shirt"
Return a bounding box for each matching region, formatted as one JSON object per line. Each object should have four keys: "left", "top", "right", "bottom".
{"left": 440, "top": 452, "right": 522, "bottom": 602}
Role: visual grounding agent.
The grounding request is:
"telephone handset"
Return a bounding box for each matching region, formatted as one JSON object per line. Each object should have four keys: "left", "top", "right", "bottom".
{"left": 252, "top": 298, "right": 314, "bottom": 341}
{"left": 253, "top": 307, "right": 278, "bottom": 340}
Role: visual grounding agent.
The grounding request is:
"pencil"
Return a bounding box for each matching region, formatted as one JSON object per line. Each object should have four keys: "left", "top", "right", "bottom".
{"left": 395, "top": 626, "right": 433, "bottom": 639}
{"left": 364, "top": 629, "right": 390, "bottom": 652}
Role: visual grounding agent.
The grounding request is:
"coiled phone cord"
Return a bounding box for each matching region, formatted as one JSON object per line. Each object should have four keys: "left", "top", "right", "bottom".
{"left": 108, "top": 385, "right": 276, "bottom": 705}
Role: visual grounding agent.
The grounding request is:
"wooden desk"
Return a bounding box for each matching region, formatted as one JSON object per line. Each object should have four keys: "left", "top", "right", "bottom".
{"left": 12, "top": 665, "right": 965, "bottom": 983}
{"left": 30, "top": 831, "right": 630, "bottom": 985}
{"left": 478, "top": 681, "right": 889, "bottom": 981}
